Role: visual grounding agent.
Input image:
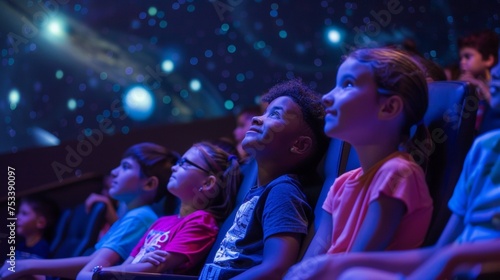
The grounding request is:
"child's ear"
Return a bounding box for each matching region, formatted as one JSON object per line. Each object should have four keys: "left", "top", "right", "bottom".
{"left": 143, "top": 176, "right": 159, "bottom": 191}
{"left": 36, "top": 216, "right": 47, "bottom": 230}
{"left": 378, "top": 95, "right": 404, "bottom": 120}
{"left": 485, "top": 54, "right": 495, "bottom": 69}
{"left": 201, "top": 175, "right": 217, "bottom": 192}
{"left": 291, "top": 136, "right": 312, "bottom": 155}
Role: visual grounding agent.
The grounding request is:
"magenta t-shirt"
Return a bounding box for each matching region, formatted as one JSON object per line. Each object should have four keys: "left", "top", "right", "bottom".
{"left": 130, "top": 210, "right": 219, "bottom": 274}
{"left": 323, "top": 151, "right": 433, "bottom": 254}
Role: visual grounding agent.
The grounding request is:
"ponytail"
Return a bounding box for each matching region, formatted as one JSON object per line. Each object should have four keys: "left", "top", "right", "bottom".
{"left": 192, "top": 142, "right": 242, "bottom": 222}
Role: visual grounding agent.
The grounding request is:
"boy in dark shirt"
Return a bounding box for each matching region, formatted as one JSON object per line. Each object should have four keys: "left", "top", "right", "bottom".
{"left": 200, "top": 79, "right": 328, "bottom": 280}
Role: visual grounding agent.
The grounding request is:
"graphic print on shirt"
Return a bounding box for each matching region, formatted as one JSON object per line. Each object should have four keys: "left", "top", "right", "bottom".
{"left": 132, "top": 229, "right": 171, "bottom": 263}
{"left": 213, "top": 196, "right": 260, "bottom": 264}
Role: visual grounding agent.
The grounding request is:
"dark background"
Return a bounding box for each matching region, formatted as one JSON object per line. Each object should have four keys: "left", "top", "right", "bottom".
{"left": 1, "top": 0, "right": 499, "bottom": 155}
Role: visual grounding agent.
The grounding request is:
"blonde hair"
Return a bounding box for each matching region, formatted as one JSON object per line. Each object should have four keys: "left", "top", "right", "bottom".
{"left": 348, "top": 48, "right": 432, "bottom": 170}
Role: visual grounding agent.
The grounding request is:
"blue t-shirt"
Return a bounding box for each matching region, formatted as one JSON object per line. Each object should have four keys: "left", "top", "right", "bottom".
{"left": 200, "top": 174, "right": 312, "bottom": 280}
{"left": 448, "top": 130, "right": 500, "bottom": 243}
{"left": 94, "top": 205, "right": 157, "bottom": 261}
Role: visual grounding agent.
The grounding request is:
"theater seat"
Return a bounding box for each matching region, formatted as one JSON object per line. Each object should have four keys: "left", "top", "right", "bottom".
{"left": 298, "top": 139, "right": 359, "bottom": 260}
{"left": 422, "top": 81, "right": 477, "bottom": 246}
{"left": 50, "top": 201, "right": 106, "bottom": 258}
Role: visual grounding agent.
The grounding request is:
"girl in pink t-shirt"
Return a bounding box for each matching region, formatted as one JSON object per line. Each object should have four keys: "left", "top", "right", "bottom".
{"left": 96, "top": 142, "right": 241, "bottom": 275}
{"left": 302, "top": 48, "right": 434, "bottom": 260}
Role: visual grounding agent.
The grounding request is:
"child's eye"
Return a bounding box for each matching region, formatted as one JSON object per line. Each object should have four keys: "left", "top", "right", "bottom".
{"left": 342, "top": 80, "right": 354, "bottom": 88}
{"left": 268, "top": 110, "right": 280, "bottom": 118}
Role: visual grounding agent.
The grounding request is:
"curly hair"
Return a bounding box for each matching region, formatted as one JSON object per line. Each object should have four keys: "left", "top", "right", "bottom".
{"left": 261, "top": 78, "right": 329, "bottom": 173}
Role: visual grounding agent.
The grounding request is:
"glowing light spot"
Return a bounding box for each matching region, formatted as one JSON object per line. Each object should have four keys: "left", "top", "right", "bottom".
{"left": 279, "top": 30, "right": 287, "bottom": 38}
{"left": 221, "top": 23, "right": 230, "bottom": 32}
{"left": 9, "top": 89, "right": 20, "bottom": 110}
{"left": 190, "top": 79, "right": 201, "bottom": 91}
{"left": 123, "top": 86, "right": 155, "bottom": 121}
{"left": 224, "top": 100, "right": 234, "bottom": 110}
{"left": 163, "top": 95, "right": 172, "bottom": 104}
{"left": 180, "top": 89, "right": 189, "bottom": 98}
{"left": 171, "top": 107, "right": 180, "bottom": 116}
{"left": 161, "top": 60, "right": 174, "bottom": 72}
{"left": 55, "top": 70, "right": 64, "bottom": 79}
{"left": 68, "top": 98, "right": 77, "bottom": 110}
{"left": 148, "top": 7, "right": 157, "bottom": 16}
{"left": 47, "top": 20, "right": 64, "bottom": 37}
{"left": 236, "top": 73, "right": 245, "bottom": 82}
{"left": 121, "top": 126, "right": 130, "bottom": 134}
{"left": 100, "top": 72, "right": 108, "bottom": 80}
{"left": 327, "top": 29, "right": 341, "bottom": 43}
{"left": 227, "top": 45, "right": 236, "bottom": 53}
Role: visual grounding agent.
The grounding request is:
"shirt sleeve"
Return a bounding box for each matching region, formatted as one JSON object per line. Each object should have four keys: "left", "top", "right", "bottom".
{"left": 96, "top": 208, "right": 157, "bottom": 260}
{"left": 261, "top": 178, "right": 311, "bottom": 240}
{"left": 322, "top": 171, "right": 354, "bottom": 214}
{"left": 160, "top": 211, "right": 219, "bottom": 270}
{"left": 368, "top": 158, "right": 431, "bottom": 213}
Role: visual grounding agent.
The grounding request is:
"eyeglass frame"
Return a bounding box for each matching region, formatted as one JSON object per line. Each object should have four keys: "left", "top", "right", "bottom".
{"left": 176, "top": 157, "right": 211, "bottom": 174}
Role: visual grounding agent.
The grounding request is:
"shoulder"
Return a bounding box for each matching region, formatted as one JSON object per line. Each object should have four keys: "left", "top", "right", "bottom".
{"left": 186, "top": 210, "right": 218, "bottom": 223}
{"left": 121, "top": 206, "right": 157, "bottom": 223}
{"left": 265, "top": 174, "right": 305, "bottom": 196}
{"left": 378, "top": 152, "right": 424, "bottom": 177}
{"left": 181, "top": 210, "right": 219, "bottom": 232}
{"left": 473, "top": 130, "right": 500, "bottom": 151}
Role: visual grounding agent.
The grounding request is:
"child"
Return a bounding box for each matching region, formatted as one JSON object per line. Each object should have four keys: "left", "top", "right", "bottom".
{"left": 76, "top": 141, "right": 241, "bottom": 278}
{"left": 302, "top": 48, "right": 433, "bottom": 261}
{"left": 284, "top": 96, "right": 500, "bottom": 279}
{"left": 233, "top": 106, "right": 262, "bottom": 162}
{"left": 0, "top": 143, "right": 179, "bottom": 280}
{"left": 199, "top": 79, "right": 329, "bottom": 280}
{"left": 457, "top": 29, "right": 499, "bottom": 130}
{"left": 15, "top": 196, "right": 59, "bottom": 260}
{"left": 84, "top": 174, "right": 127, "bottom": 241}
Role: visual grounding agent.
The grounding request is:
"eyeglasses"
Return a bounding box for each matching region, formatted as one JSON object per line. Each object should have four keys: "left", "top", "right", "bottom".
{"left": 176, "top": 157, "right": 211, "bottom": 174}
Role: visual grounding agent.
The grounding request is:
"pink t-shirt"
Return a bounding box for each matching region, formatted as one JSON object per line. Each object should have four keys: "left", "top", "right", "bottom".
{"left": 323, "top": 151, "right": 433, "bottom": 254}
{"left": 130, "top": 210, "right": 219, "bottom": 274}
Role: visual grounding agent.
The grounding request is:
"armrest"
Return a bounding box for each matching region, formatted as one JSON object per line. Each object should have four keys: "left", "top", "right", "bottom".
{"left": 92, "top": 271, "right": 198, "bottom": 280}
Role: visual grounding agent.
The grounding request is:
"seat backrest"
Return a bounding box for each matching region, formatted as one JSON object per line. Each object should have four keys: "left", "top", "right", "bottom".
{"left": 298, "top": 138, "right": 360, "bottom": 260}
{"left": 204, "top": 158, "right": 258, "bottom": 263}
{"left": 49, "top": 201, "right": 106, "bottom": 258}
{"left": 422, "top": 81, "right": 477, "bottom": 246}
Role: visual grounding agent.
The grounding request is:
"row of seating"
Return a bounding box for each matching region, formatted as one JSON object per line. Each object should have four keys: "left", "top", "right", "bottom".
{"left": 54, "top": 81, "right": 477, "bottom": 279}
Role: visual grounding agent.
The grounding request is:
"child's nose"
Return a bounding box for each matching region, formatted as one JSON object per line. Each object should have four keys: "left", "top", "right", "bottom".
{"left": 322, "top": 90, "right": 335, "bottom": 106}
{"left": 251, "top": 115, "right": 263, "bottom": 125}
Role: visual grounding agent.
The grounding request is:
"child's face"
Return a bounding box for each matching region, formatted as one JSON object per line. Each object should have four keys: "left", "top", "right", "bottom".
{"left": 109, "top": 157, "right": 148, "bottom": 202}
{"left": 233, "top": 113, "right": 253, "bottom": 143}
{"left": 167, "top": 147, "right": 211, "bottom": 202}
{"left": 459, "top": 47, "right": 490, "bottom": 77}
{"left": 323, "top": 57, "right": 382, "bottom": 142}
{"left": 242, "top": 96, "right": 304, "bottom": 156}
{"left": 16, "top": 202, "right": 43, "bottom": 237}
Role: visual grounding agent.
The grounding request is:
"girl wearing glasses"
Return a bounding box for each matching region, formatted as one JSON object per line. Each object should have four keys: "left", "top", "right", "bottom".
{"left": 77, "top": 142, "right": 241, "bottom": 278}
